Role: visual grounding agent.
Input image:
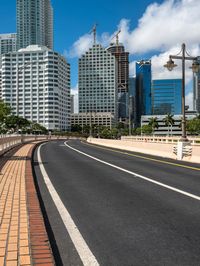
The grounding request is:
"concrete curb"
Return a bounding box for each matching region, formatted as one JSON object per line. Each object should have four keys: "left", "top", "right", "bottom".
{"left": 25, "top": 142, "right": 55, "bottom": 266}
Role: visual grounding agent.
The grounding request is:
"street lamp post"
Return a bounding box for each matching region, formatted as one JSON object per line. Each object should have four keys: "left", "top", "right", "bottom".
{"left": 164, "top": 43, "right": 200, "bottom": 142}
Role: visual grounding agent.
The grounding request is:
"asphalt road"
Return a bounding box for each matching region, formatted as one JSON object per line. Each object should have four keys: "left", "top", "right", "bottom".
{"left": 33, "top": 139, "right": 200, "bottom": 266}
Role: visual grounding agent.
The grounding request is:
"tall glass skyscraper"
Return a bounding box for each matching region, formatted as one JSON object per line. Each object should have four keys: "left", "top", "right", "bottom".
{"left": 16, "top": 0, "right": 53, "bottom": 50}
{"left": 135, "top": 60, "right": 152, "bottom": 125}
{"left": 152, "top": 79, "right": 182, "bottom": 115}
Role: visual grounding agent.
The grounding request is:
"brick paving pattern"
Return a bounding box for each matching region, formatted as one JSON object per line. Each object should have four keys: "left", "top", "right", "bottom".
{"left": 0, "top": 143, "right": 55, "bottom": 266}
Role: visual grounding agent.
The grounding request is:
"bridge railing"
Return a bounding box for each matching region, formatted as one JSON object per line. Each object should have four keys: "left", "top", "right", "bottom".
{"left": 121, "top": 136, "right": 200, "bottom": 145}
{"left": 0, "top": 134, "right": 66, "bottom": 155}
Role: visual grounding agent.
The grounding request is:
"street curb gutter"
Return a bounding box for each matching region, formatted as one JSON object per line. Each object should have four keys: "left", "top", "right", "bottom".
{"left": 25, "top": 142, "right": 55, "bottom": 266}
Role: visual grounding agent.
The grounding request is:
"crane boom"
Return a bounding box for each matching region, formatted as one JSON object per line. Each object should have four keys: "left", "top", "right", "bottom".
{"left": 111, "top": 29, "right": 121, "bottom": 46}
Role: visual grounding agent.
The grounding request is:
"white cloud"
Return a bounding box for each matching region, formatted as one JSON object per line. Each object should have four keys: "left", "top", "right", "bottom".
{"left": 120, "top": 0, "right": 200, "bottom": 54}
{"left": 67, "top": 34, "right": 93, "bottom": 58}
{"left": 66, "top": 0, "right": 200, "bottom": 104}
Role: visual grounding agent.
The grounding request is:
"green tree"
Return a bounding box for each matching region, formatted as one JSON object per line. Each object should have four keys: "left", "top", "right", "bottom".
{"left": 99, "top": 127, "right": 112, "bottom": 139}
{"left": 31, "top": 122, "right": 48, "bottom": 134}
{"left": 82, "top": 124, "right": 90, "bottom": 134}
{"left": 0, "top": 101, "right": 11, "bottom": 132}
{"left": 186, "top": 118, "right": 200, "bottom": 135}
{"left": 135, "top": 127, "right": 142, "bottom": 135}
{"left": 141, "top": 125, "right": 152, "bottom": 135}
{"left": 71, "top": 124, "right": 82, "bottom": 133}
{"left": 5, "top": 115, "right": 30, "bottom": 133}
{"left": 148, "top": 117, "right": 159, "bottom": 135}
{"left": 163, "top": 114, "right": 175, "bottom": 136}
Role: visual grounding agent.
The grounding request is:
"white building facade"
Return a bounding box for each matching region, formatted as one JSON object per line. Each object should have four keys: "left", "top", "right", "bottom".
{"left": 17, "top": 0, "right": 53, "bottom": 50}
{"left": 1, "top": 45, "right": 70, "bottom": 131}
{"left": 78, "top": 44, "right": 118, "bottom": 121}
{"left": 141, "top": 114, "right": 197, "bottom": 136}
{"left": 71, "top": 112, "right": 115, "bottom": 129}
{"left": 0, "top": 34, "right": 17, "bottom": 55}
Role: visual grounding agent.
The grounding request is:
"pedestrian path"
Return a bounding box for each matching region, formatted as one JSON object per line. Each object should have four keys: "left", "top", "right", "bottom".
{"left": 0, "top": 143, "right": 54, "bottom": 266}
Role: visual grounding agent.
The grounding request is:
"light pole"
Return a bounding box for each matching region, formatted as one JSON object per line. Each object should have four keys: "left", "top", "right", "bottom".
{"left": 164, "top": 43, "right": 200, "bottom": 142}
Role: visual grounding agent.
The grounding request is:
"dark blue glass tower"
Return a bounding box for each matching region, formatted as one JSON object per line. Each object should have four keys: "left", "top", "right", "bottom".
{"left": 135, "top": 60, "right": 152, "bottom": 125}
{"left": 152, "top": 79, "right": 182, "bottom": 115}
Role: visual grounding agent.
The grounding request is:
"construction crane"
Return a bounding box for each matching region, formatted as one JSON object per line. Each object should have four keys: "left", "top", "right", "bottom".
{"left": 111, "top": 29, "right": 121, "bottom": 47}
{"left": 90, "top": 24, "right": 98, "bottom": 44}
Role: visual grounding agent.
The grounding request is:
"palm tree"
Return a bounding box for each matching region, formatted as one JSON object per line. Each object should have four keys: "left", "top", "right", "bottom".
{"left": 163, "top": 114, "right": 175, "bottom": 136}
{"left": 148, "top": 117, "right": 159, "bottom": 135}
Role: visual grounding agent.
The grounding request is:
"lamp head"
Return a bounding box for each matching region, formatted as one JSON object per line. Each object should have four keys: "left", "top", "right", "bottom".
{"left": 164, "top": 58, "right": 177, "bottom": 71}
{"left": 191, "top": 60, "right": 200, "bottom": 73}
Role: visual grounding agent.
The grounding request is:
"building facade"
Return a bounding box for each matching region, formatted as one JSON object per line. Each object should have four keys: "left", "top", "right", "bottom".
{"left": 129, "top": 77, "right": 136, "bottom": 128}
{"left": 135, "top": 60, "right": 152, "bottom": 126}
{"left": 107, "top": 43, "right": 129, "bottom": 122}
{"left": 70, "top": 94, "right": 74, "bottom": 113}
{"left": 193, "top": 56, "right": 200, "bottom": 113}
{"left": 152, "top": 79, "right": 182, "bottom": 115}
{"left": 71, "top": 112, "right": 115, "bottom": 129}
{"left": 0, "top": 34, "right": 17, "bottom": 55}
{"left": 78, "top": 44, "right": 118, "bottom": 121}
{"left": 141, "top": 114, "right": 197, "bottom": 136}
{"left": 1, "top": 45, "right": 70, "bottom": 131}
{"left": 17, "top": 0, "right": 53, "bottom": 50}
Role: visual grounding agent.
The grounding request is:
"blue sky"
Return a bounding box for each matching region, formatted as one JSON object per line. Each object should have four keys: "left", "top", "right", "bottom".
{"left": 0, "top": 0, "right": 199, "bottom": 109}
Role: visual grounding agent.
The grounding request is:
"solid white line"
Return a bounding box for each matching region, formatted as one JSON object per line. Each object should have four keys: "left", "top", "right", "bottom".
{"left": 37, "top": 144, "right": 99, "bottom": 266}
{"left": 64, "top": 141, "right": 200, "bottom": 202}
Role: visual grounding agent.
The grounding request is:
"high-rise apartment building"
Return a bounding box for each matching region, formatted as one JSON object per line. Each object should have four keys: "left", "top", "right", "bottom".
{"left": 193, "top": 56, "right": 200, "bottom": 113}
{"left": 1, "top": 45, "right": 70, "bottom": 131}
{"left": 17, "top": 0, "right": 53, "bottom": 50}
{"left": 78, "top": 44, "right": 118, "bottom": 120}
{"left": 135, "top": 60, "right": 152, "bottom": 125}
{"left": 152, "top": 79, "right": 182, "bottom": 115}
{"left": 107, "top": 43, "right": 129, "bottom": 122}
{"left": 70, "top": 95, "right": 74, "bottom": 113}
{"left": 0, "top": 34, "right": 17, "bottom": 55}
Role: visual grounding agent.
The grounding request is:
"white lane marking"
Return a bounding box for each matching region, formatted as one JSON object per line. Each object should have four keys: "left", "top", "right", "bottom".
{"left": 37, "top": 143, "right": 99, "bottom": 266}
{"left": 64, "top": 141, "right": 200, "bottom": 202}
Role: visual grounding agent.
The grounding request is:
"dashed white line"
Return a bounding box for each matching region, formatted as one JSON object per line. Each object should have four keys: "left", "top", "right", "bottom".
{"left": 64, "top": 141, "right": 200, "bottom": 202}
{"left": 37, "top": 143, "right": 99, "bottom": 266}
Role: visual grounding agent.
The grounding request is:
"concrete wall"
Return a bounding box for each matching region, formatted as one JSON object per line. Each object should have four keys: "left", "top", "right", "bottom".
{"left": 87, "top": 138, "right": 200, "bottom": 164}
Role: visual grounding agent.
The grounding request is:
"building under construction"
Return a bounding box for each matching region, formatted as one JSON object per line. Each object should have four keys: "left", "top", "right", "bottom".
{"left": 107, "top": 41, "right": 129, "bottom": 123}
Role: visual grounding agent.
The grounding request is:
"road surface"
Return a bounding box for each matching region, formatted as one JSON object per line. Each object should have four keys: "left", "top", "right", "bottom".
{"left": 33, "top": 140, "right": 200, "bottom": 266}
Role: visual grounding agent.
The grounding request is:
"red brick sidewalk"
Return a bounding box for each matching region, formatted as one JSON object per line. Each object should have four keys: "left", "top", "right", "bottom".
{"left": 0, "top": 142, "right": 55, "bottom": 266}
